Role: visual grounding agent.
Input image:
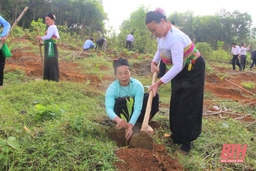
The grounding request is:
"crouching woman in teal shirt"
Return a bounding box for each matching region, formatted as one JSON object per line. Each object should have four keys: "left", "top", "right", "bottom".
{"left": 105, "top": 58, "right": 159, "bottom": 140}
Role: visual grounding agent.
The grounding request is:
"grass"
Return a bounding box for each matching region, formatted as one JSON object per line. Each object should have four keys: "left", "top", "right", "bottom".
{"left": 1, "top": 40, "right": 256, "bottom": 170}
{"left": 0, "top": 72, "right": 118, "bottom": 170}
{"left": 179, "top": 117, "right": 255, "bottom": 171}
{"left": 241, "top": 82, "right": 256, "bottom": 90}
{"left": 152, "top": 108, "right": 256, "bottom": 171}
{"left": 78, "top": 55, "right": 112, "bottom": 74}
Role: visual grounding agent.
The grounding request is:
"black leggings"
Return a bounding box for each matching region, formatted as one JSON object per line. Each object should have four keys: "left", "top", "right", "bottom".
{"left": 114, "top": 93, "right": 159, "bottom": 123}
{"left": 0, "top": 51, "right": 5, "bottom": 86}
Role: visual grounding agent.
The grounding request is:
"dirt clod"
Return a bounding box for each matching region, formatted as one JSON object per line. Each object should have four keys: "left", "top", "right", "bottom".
{"left": 129, "top": 132, "right": 154, "bottom": 150}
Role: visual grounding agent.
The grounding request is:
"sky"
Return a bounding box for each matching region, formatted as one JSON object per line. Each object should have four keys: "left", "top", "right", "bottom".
{"left": 102, "top": 0, "right": 256, "bottom": 33}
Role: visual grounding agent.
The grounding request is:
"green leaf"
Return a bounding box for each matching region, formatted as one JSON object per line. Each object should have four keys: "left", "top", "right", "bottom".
{"left": 1, "top": 146, "right": 10, "bottom": 152}
{"left": 7, "top": 136, "right": 20, "bottom": 150}
{"left": 35, "top": 104, "right": 46, "bottom": 110}
{"left": 121, "top": 109, "right": 128, "bottom": 119}
{"left": 7, "top": 140, "right": 20, "bottom": 150}
{"left": 120, "top": 114, "right": 127, "bottom": 121}
{"left": 0, "top": 153, "right": 4, "bottom": 159}
{"left": 0, "top": 139, "right": 7, "bottom": 146}
{"left": 7, "top": 136, "right": 16, "bottom": 141}
{"left": 126, "top": 97, "right": 134, "bottom": 120}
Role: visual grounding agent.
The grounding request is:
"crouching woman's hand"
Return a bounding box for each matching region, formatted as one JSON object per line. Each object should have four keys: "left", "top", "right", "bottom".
{"left": 114, "top": 116, "right": 129, "bottom": 130}
{"left": 125, "top": 123, "right": 133, "bottom": 140}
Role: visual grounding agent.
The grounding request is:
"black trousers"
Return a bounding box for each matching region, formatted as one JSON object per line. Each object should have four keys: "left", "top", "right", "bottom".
{"left": 240, "top": 55, "right": 246, "bottom": 70}
{"left": 126, "top": 41, "right": 132, "bottom": 50}
{"left": 232, "top": 55, "right": 241, "bottom": 70}
{"left": 0, "top": 50, "right": 5, "bottom": 86}
{"left": 114, "top": 93, "right": 159, "bottom": 124}
{"left": 95, "top": 43, "right": 103, "bottom": 49}
{"left": 250, "top": 59, "right": 256, "bottom": 68}
{"left": 170, "top": 57, "right": 205, "bottom": 144}
{"left": 44, "top": 43, "right": 59, "bottom": 82}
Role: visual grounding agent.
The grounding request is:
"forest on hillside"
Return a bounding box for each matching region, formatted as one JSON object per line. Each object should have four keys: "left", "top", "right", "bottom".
{"left": 1, "top": 0, "right": 256, "bottom": 53}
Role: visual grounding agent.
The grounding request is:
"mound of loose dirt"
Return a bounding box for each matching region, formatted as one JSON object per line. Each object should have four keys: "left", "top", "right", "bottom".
{"left": 115, "top": 144, "right": 185, "bottom": 171}
{"left": 101, "top": 119, "right": 185, "bottom": 171}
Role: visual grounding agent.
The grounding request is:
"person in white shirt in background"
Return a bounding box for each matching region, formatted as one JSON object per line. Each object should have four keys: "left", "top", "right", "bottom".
{"left": 239, "top": 43, "right": 250, "bottom": 71}
{"left": 231, "top": 43, "right": 241, "bottom": 70}
{"left": 126, "top": 32, "right": 134, "bottom": 51}
{"left": 36, "top": 13, "right": 60, "bottom": 82}
{"left": 83, "top": 38, "right": 95, "bottom": 51}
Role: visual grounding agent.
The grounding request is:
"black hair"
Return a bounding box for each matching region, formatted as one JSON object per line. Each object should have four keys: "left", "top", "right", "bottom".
{"left": 90, "top": 38, "right": 94, "bottom": 41}
{"left": 113, "top": 58, "right": 129, "bottom": 74}
{"left": 46, "top": 13, "right": 56, "bottom": 20}
{"left": 145, "top": 11, "right": 167, "bottom": 24}
{"left": 241, "top": 43, "right": 245, "bottom": 46}
{"left": 232, "top": 43, "right": 236, "bottom": 45}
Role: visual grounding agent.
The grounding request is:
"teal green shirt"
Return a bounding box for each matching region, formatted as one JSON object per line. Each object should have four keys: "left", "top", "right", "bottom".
{"left": 105, "top": 77, "right": 144, "bottom": 125}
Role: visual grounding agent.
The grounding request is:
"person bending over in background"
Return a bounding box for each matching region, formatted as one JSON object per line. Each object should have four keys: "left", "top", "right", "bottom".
{"left": 0, "top": 15, "right": 10, "bottom": 89}
{"left": 36, "top": 13, "right": 60, "bottom": 82}
{"left": 95, "top": 38, "right": 107, "bottom": 51}
{"left": 83, "top": 38, "right": 95, "bottom": 51}
{"left": 145, "top": 8, "right": 205, "bottom": 154}
{"left": 105, "top": 58, "right": 159, "bottom": 140}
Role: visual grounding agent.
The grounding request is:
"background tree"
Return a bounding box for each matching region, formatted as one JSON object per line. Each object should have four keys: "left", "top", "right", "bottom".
{"left": 118, "top": 6, "right": 157, "bottom": 54}
{"left": 216, "top": 9, "right": 253, "bottom": 48}
{"left": 168, "top": 11, "right": 196, "bottom": 41}
{"left": 169, "top": 9, "right": 254, "bottom": 50}
{"left": 0, "top": 0, "right": 107, "bottom": 37}
{"left": 1, "top": 0, "right": 255, "bottom": 53}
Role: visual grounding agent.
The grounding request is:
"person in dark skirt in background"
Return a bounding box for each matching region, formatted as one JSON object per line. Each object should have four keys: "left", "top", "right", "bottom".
{"left": 145, "top": 8, "right": 205, "bottom": 154}
{"left": 36, "top": 13, "right": 60, "bottom": 82}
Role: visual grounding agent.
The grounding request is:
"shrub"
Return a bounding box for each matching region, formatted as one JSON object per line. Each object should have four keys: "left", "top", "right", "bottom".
{"left": 11, "top": 26, "right": 25, "bottom": 37}
{"left": 196, "top": 42, "right": 213, "bottom": 59}
{"left": 33, "top": 103, "right": 64, "bottom": 121}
